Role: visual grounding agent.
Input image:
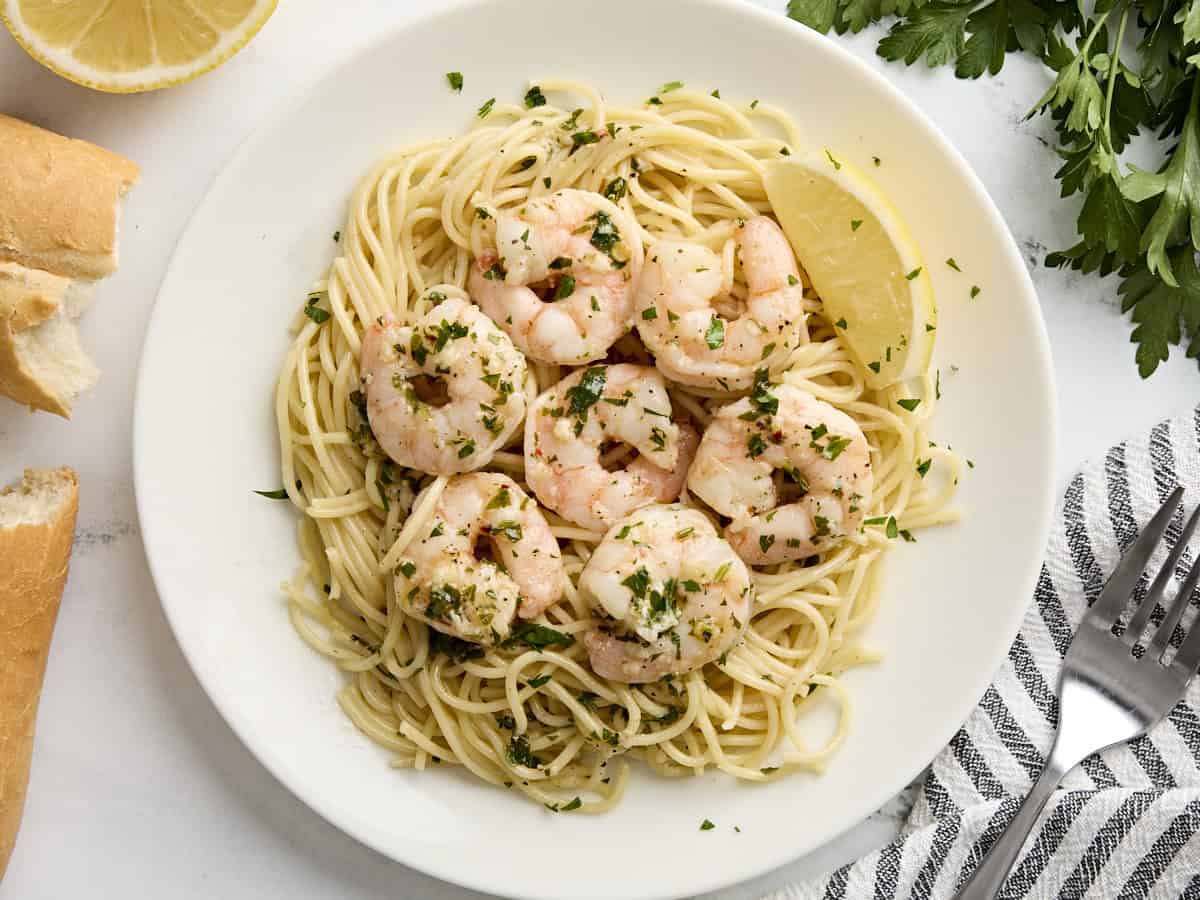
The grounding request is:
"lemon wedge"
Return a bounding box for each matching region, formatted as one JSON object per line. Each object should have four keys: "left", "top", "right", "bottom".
{"left": 764, "top": 152, "right": 936, "bottom": 388}
{"left": 2, "top": 0, "right": 277, "bottom": 93}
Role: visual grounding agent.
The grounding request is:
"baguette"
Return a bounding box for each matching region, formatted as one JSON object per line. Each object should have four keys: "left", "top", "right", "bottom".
{"left": 0, "top": 114, "right": 139, "bottom": 281}
{"left": 0, "top": 114, "right": 138, "bottom": 417}
{"left": 0, "top": 262, "right": 97, "bottom": 417}
{"left": 0, "top": 467, "right": 78, "bottom": 881}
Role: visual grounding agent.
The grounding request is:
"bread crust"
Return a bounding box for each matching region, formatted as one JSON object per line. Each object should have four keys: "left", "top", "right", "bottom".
{"left": 0, "top": 114, "right": 139, "bottom": 281}
{"left": 0, "top": 467, "right": 78, "bottom": 880}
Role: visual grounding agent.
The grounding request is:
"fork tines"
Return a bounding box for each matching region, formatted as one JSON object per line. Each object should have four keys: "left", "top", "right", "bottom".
{"left": 1087, "top": 486, "right": 1200, "bottom": 674}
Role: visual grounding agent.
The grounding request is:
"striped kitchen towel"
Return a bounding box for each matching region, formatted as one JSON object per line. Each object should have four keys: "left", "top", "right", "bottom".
{"left": 773, "top": 405, "right": 1200, "bottom": 900}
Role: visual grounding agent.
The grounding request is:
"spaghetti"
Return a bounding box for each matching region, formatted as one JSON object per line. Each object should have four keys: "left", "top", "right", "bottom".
{"left": 273, "top": 80, "right": 961, "bottom": 812}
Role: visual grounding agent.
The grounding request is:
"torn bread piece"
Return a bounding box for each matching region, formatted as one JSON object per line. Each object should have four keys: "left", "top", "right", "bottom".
{"left": 0, "top": 262, "right": 97, "bottom": 417}
{"left": 0, "top": 114, "right": 139, "bottom": 281}
{"left": 0, "top": 115, "right": 138, "bottom": 416}
{"left": 0, "top": 467, "right": 79, "bottom": 880}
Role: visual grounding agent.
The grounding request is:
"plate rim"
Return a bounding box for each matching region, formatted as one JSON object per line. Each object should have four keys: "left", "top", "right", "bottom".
{"left": 133, "top": 1, "right": 1059, "bottom": 896}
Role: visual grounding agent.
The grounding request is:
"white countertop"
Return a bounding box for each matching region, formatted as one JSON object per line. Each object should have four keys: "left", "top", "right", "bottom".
{"left": 1, "top": 2, "right": 1196, "bottom": 898}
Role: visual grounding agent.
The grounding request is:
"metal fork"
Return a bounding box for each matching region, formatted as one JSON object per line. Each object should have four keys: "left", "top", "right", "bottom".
{"left": 956, "top": 486, "right": 1200, "bottom": 899}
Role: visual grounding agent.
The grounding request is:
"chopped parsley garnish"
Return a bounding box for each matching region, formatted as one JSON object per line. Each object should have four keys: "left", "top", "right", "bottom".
{"left": 851, "top": 219, "right": 863, "bottom": 232}
{"left": 905, "top": 267, "right": 922, "bottom": 280}
{"left": 253, "top": 488, "right": 288, "bottom": 499}
{"left": 564, "top": 366, "right": 607, "bottom": 425}
{"left": 761, "top": 342, "right": 777, "bottom": 359}
{"left": 506, "top": 623, "right": 574, "bottom": 651}
{"left": 675, "top": 526, "right": 695, "bottom": 539}
{"left": 505, "top": 735, "right": 541, "bottom": 768}
{"left": 526, "top": 673, "right": 552, "bottom": 689}
{"left": 426, "top": 583, "right": 462, "bottom": 618}
{"left": 571, "top": 131, "right": 601, "bottom": 152}
{"left": 560, "top": 108, "right": 583, "bottom": 131}
{"left": 700, "top": 819, "right": 715, "bottom": 831}
{"left": 835, "top": 318, "right": 848, "bottom": 329}
{"left": 603, "top": 176, "right": 627, "bottom": 202}
{"left": 970, "top": 285, "right": 981, "bottom": 299}
{"left": 553, "top": 275, "right": 577, "bottom": 300}
{"left": 303, "top": 295, "right": 330, "bottom": 324}
{"left": 398, "top": 561, "right": 417, "bottom": 578}
{"left": 524, "top": 85, "right": 546, "bottom": 108}
{"left": 491, "top": 521, "right": 523, "bottom": 542}
{"left": 483, "top": 262, "right": 506, "bottom": 281}
{"left": 897, "top": 398, "right": 921, "bottom": 412}
{"left": 548, "top": 256, "right": 573, "bottom": 269}
{"left": 601, "top": 729, "right": 620, "bottom": 747}
{"left": 759, "top": 534, "right": 776, "bottom": 553}
{"left": 561, "top": 797, "right": 582, "bottom": 812}
{"left": 867, "top": 361, "right": 881, "bottom": 374}
{"left": 475, "top": 207, "right": 492, "bottom": 220}
{"left": 588, "top": 210, "right": 624, "bottom": 265}
{"left": 705, "top": 315, "right": 725, "bottom": 349}
{"left": 713, "top": 562, "right": 731, "bottom": 583}
{"left": 867, "top": 516, "right": 900, "bottom": 539}
{"left": 916, "top": 458, "right": 932, "bottom": 478}
{"left": 332, "top": 230, "right": 340, "bottom": 243}
{"left": 747, "top": 433, "right": 767, "bottom": 457}
{"left": 621, "top": 567, "right": 650, "bottom": 600}
{"left": 487, "top": 487, "right": 511, "bottom": 510}
{"left": 517, "top": 155, "right": 538, "bottom": 171}
{"left": 446, "top": 72, "right": 463, "bottom": 92}
{"left": 813, "top": 515, "right": 831, "bottom": 537}
{"left": 642, "top": 307, "right": 658, "bottom": 320}
{"left": 749, "top": 368, "right": 778, "bottom": 416}
{"left": 477, "top": 97, "right": 496, "bottom": 118}
{"left": 946, "top": 258, "right": 961, "bottom": 272}
{"left": 660, "top": 80, "right": 684, "bottom": 93}
{"left": 431, "top": 319, "right": 469, "bottom": 351}
{"left": 824, "top": 149, "right": 841, "bottom": 169}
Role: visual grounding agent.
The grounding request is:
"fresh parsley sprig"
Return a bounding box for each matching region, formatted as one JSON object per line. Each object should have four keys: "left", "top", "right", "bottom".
{"left": 788, "top": 0, "right": 1200, "bottom": 377}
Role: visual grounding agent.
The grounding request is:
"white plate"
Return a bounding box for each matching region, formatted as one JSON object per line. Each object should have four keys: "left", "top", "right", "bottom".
{"left": 134, "top": 1, "right": 1057, "bottom": 897}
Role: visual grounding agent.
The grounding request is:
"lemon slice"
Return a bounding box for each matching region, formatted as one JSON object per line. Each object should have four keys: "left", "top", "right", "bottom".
{"left": 764, "top": 152, "right": 935, "bottom": 388}
{"left": 2, "top": 0, "right": 277, "bottom": 93}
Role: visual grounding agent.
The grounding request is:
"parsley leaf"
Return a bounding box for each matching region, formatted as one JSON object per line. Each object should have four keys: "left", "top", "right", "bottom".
{"left": 505, "top": 623, "right": 575, "bottom": 651}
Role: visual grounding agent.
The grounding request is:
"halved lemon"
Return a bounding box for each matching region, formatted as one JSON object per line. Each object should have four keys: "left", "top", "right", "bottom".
{"left": 764, "top": 152, "right": 936, "bottom": 389}
{"left": 2, "top": 0, "right": 277, "bottom": 93}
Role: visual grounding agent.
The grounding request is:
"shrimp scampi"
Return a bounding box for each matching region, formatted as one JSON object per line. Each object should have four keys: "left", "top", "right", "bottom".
{"left": 687, "top": 377, "right": 873, "bottom": 565}
{"left": 635, "top": 216, "right": 805, "bottom": 391}
{"left": 395, "top": 473, "right": 567, "bottom": 645}
{"left": 360, "top": 298, "right": 534, "bottom": 476}
{"left": 525, "top": 363, "right": 699, "bottom": 533}
{"left": 468, "top": 189, "right": 644, "bottom": 366}
{"left": 580, "top": 505, "right": 754, "bottom": 683}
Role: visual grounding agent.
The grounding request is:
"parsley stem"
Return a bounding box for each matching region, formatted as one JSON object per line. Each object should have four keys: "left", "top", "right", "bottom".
{"left": 1100, "top": 3, "right": 1130, "bottom": 154}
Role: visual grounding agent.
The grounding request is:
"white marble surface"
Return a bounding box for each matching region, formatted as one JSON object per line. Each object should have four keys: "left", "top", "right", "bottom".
{"left": 0, "top": 2, "right": 1196, "bottom": 899}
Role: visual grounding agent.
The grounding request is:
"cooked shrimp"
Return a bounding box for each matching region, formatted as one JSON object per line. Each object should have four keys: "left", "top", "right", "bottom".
{"left": 580, "top": 505, "right": 753, "bottom": 683}
{"left": 524, "top": 364, "right": 699, "bottom": 532}
{"left": 396, "top": 473, "right": 567, "bottom": 644}
{"left": 467, "top": 189, "right": 644, "bottom": 365}
{"left": 687, "top": 379, "right": 872, "bottom": 565}
{"left": 361, "top": 297, "right": 534, "bottom": 476}
{"left": 635, "top": 216, "right": 804, "bottom": 391}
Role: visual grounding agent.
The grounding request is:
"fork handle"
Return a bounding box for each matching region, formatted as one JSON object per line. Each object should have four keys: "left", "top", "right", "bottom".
{"left": 953, "top": 756, "right": 1070, "bottom": 899}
